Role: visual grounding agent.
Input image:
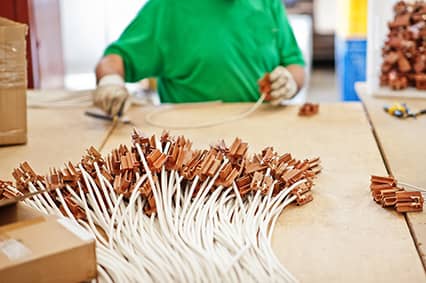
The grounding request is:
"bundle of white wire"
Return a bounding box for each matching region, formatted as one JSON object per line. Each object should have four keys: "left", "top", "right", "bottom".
{"left": 6, "top": 139, "right": 313, "bottom": 283}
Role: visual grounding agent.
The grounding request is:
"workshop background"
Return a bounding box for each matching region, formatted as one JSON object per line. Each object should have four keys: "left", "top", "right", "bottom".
{"left": 0, "top": 0, "right": 366, "bottom": 102}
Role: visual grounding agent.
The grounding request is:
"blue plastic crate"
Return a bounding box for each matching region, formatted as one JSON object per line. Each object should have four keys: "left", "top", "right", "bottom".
{"left": 335, "top": 37, "right": 367, "bottom": 101}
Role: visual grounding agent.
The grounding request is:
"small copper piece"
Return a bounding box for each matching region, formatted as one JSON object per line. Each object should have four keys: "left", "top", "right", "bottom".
{"left": 382, "top": 195, "right": 398, "bottom": 207}
{"left": 379, "top": 188, "right": 403, "bottom": 207}
{"left": 397, "top": 54, "right": 411, "bottom": 73}
{"left": 296, "top": 191, "right": 313, "bottom": 206}
{"left": 181, "top": 150, "right": 205, "bottom": 180}
{"left": 396, "top": 202, "right": 423, "bottom": 213}
{"left": 370, "top": 175, "right": 401, "bottom": 204}
{"left": 250, "top": 171, "right": 264, "bottom": 191}
{"left": 236, "top": 175, "right": 252, "bottom": 197}
{"left": 298, "top": 103, "right": 319, "bottom": 117}
{"left": 12, "top": 162, "right": 43, "bottom": 192}
{"left": 0, "top": 180, "right": 12, "bottom": 193}
{"left": 245, "top": 160, "right": 267, "bottom": 174}
{"left": 413, "top": 55, "right": 425, "bottom": 73}
{"left": 120, "top": 151, "right": 140, "bottom": 172}
{"left": 369, "top": 174, "right": 424, "bottom": 213}
{"left": 260, "top": 147, "right": 275, "bottom": 164}
{"left": 2, "top": 187, "right": 23, "bottom": 199}
{"left": 384, "top": 52, "right": 399, "bottom": 64}
{"left": 132, "top": 128, "right": 149, "bottom": 144}
{"left": 207, "top": 159, "right": 221, "bottom": 176}
{"left": 395, "top": 191, "right": 424, "bottom": 212}
{"left": 414, "top": 73, "right": 426, "bottom": 90}
{"left": 370, "top": 175, "right": 396, "bottom": 186}
{"left": 281, "top": 169, "right": 302, "bottom": 185}
{"left": 396, "top": 191, "right": 424, "bottom": 203}
{"left": 291, "top": 182, "right": 311, "bottom": 200}
{"left": 149, "top": 135, "right": 157, "bottom": 149}
{"left": 160, "top": 130, "right": 170, "bottom": 144}
{"left": 146, "top": 149, "right": 167, "bottom": 173}
{"left": 394, "top": 1, "right": 408, "bottom": 15}
{"left": 47, "top": 168, "right": 64, "bottom": 190}
{"left": 261, "top": 176, "right": 273, "bottom": 194}
{"left": 228, "top": 138, "right": 248, "bottom": 160}
{"left": 139, "top": 181, "right": 152, "bottom": 198}
{"left": 144, "top": 194, "right": 157, "bottom": 216}
{"left": 215, "top": 163, "right": 239, "bottom": 188}
{"left": 388, "top": 13, "right": 411, "bottom": 28}
{"left": 258, "top": 73, "right": 272, "bottom": 99}
{"left": 199, "top": 150, "right": 223, "bottom": 178}
{"left": 308, "top": 157, "right": 322, "bottom": 175}
{"left": 62, "top": 196, "right": 86, "bottom": 220}
{"left": 278, "top": 153, "right": 292, "bottom": 164}
{"left": 62, "top": 162, "right": 81, "bottom": 187}
{"left": 113, "top": 171, "right": 134, "bottom": 198}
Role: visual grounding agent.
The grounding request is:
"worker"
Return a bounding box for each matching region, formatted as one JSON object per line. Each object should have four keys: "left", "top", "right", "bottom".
{"left": 93, "top": 0, "right": 305, "bottom": 116}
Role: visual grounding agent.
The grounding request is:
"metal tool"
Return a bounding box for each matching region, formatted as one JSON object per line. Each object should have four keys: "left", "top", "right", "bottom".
{"left": 84, "top": 109, "right": 133, "bottom": 124}
{"left": 383, "top": 102, "right": 426, "bottom": 119}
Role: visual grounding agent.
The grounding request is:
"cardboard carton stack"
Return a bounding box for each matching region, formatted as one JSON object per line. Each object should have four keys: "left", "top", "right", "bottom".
{"left": 0, "top": 17, "right": 27, "bottom": 145}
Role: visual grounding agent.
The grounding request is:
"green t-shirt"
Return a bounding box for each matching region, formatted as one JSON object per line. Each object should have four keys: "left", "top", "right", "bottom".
{"left": 104, "top": 0, "right": 305, "bottom": 103}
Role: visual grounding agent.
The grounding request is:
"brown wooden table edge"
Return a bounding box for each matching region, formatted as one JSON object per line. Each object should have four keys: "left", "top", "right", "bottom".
{"left": 357, "top": 84, "right": 426, "bottom": 273}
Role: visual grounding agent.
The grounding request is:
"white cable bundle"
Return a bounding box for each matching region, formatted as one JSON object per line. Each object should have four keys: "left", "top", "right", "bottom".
{"left": 1, "top": 129, "right": 321, "bottom": 283}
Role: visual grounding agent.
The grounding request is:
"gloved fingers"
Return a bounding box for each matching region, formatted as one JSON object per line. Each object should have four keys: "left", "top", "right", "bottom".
{"left": 270, "top": 87, "right": 288, "bottom": 99}
{"left": 270, "top": 96, "right": 284, "bottom": 106}
{"left": 269, "top": 66, "right": 285, "bottom": 82}
{"left": 121, "top": 97, "right": 132, "bottom": 114}
{"left": 109, "top": 101, "right": 121, "bottom": 117}
{"left": 271, "top": 75, "right": 288, "bottom": 90}
{"left": 92, "top": 85, "right": 130, "bottom": 116}
{"left": 109, "top": 92, "right": 129, "bottom": 117}
{"left": 92, "top": 88, "right": 109, "bottom": 113}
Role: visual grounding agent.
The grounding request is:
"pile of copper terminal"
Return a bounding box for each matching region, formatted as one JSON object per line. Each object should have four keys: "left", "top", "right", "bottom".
{"left": 370, "top": 175, "right": 424, "bottom": 213}
{"left": 0, "top": 129, "right": 322, "bottom": 217}
{"left": 380, "top": 1, "right": 426, "bottom": 91}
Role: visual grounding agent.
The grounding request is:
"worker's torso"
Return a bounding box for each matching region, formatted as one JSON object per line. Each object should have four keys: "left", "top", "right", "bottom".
{"left": 154, "top": 0, "right": 281, "bottom": 102}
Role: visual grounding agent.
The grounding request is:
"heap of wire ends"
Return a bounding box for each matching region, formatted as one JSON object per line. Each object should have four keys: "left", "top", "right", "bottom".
{"left": 0, "top": 129, "right": 322, "bottom": 283}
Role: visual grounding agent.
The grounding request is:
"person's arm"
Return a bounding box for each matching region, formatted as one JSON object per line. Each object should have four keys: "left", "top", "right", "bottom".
{"left": 267, "top": 0, "right": 305, "bottom": 104}
{"left": 93, "top": 0, "right": 164, "bottom": 115}
{"left": 285, "top": 64, "right": 304, "bottom": 91}
{"left": 93, "top": 54, "right": 129, "bottom": 116}
{"left": 95, "top": 54, "right": 125, "bottom": 83}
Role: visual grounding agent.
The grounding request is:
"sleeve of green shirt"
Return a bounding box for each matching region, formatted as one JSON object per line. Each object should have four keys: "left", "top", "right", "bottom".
{"left": 104, "top": 0, "right": 164, "bottom": 82}
{"left": 273, "top": 0, "right": 305, "bottom": 67}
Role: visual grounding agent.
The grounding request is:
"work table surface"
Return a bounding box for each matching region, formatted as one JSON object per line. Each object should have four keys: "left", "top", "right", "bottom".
{"left": 0, "top": 91, "right": 425, "bottom": 282}
{"left": 357, "top": 82, "right": 426, "bottom": 272}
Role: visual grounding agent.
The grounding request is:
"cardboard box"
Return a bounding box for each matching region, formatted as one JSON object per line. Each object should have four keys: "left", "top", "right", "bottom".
{"left": 0, "top": 200, "right": 97, "bottom": 283}
{"left": 0, "top": 17, "right": 28, "bottom": 145}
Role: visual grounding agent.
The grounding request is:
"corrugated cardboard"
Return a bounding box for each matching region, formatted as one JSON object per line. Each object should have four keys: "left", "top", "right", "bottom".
{"left": 0, "top": 200, "right": 97, "bottom": 283}
{"left": 0, "top": 17, "right": 27, "bottom": 145}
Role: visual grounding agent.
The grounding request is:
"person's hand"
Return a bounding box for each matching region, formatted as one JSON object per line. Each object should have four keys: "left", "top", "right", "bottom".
{"left": 92, "top": 74, "right": 130, "bottom": 116}
{"left": 269, "top": 66, "right": 298, "bottom": 105}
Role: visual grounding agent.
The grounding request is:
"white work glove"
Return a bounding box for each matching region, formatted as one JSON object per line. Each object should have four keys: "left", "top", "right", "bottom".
{"left": 269, "top": 66, "right": 298, "bottom": 105}
{"left": 92, "top": 74, "right": 130, "bottom": 116}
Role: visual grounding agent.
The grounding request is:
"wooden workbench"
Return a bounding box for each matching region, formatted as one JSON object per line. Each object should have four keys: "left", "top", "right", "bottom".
{"left": 357, "top": 82, "right": 426, "bottom": 271}
{"left": 103, "top": 102, "right": 425, "bottom": 282}
{"left": 0, "top": 92, "right": 425, "bottom": 282}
